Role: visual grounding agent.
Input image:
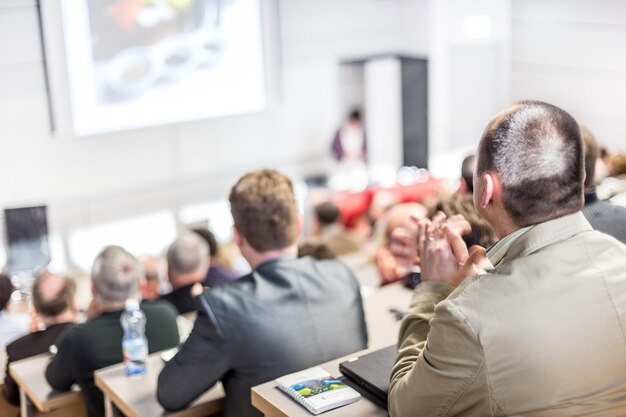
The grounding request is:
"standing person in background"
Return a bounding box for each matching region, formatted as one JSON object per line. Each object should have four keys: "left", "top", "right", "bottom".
{"left": 3, "top": 273, "right": 77, "bottom": 406}
{"left": 0, "top": 274, "right": 29, "bottom": 348}
{"left": 331, "top": 109, "right": 367, "bottom": 163}
{"left": 329, "top": 109, "right": 368, "bottom": 191}
{"left": 157, "top": 169, "right": 368, "bottom": 417}
{"left": 46, "top": 246, "right": 179, "bottom": 417}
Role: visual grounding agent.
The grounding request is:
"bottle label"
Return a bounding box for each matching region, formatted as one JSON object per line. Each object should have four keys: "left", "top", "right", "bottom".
{"left": 123, "top": 338, "right": 148, "bottom": 376}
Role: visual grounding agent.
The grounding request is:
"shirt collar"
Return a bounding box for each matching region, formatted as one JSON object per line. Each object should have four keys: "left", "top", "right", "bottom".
{"left": 486, "top": 225, "right": 535, "bottom": 267}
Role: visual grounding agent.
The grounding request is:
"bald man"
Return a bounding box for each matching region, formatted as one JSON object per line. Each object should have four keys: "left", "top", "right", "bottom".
{"left": 3, "top": 273, "right": 78, "bottom": 406}
{"left": 389, "top": 101, "right": 626, "bottom": 416}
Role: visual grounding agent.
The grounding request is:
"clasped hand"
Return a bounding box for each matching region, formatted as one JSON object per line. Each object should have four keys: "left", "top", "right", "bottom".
{"left": 390, "top": 212, "right": 487, "bottom": 287}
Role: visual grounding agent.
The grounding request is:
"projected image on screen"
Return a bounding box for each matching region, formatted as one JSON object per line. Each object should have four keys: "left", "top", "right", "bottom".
{"left": 61, "top": 0, "right": 265, "bottom": 136}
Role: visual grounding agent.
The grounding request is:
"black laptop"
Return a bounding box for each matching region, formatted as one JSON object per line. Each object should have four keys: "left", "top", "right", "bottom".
{"left": 339, "top": 345, "right": 397, "bottom": 409}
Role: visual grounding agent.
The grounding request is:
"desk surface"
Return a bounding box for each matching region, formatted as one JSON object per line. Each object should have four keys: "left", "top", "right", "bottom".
{"left": 252, "top": 348, "right": 390, "bottom": 417}
{"left": 94, "top": 352, "right": 224, "bottom": 417}
{"left": 9, "top": 353, "right": 82, "bottom": 412}
{"left": 362, "top": 282, "right": 413, "bottom": 349}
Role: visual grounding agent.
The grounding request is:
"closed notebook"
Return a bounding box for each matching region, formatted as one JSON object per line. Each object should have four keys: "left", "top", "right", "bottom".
{"left": 276, "top": 366, "right": 361, "bottom": 415}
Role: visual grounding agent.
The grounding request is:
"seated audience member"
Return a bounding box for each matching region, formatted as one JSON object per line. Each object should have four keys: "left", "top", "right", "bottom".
{"left": 388, "top": 101, "right": 626, "bottom": 416}
{"left": 192, "top": 228, "right": 241, "bottom": 286}
{"left": 580, "top": 126, "right": 626, "bottom": 244}
{"left": 460, "top": 154, "right": 476, "bottom": 194}
{"left": 375, "top": 202, "right": 427, "bottom": 285}
{"left": 157, "top": 169, "right": 368, "bottom": 417}
{"left": 0, "top": 274, "right": 29, "bottom": 348}
{"left": 138, "top": 254, "right": 162, "bottom": 300}
{"left": 159, "top": 234, "right": 209, "bottom": 314}
{"left": 3, "top": 273, "right": 77, "bottom": 406}
{"left": 297, "top": 241, "right": 336, "bottom": 260}
{"left": 311, "top": 201, "right": 362, "bottom": 256}
{"left": 428, "top": 193, "right": 497, "bottom": 249}
{"left": 46, "top": 246, "right": 179, "bottom": 417}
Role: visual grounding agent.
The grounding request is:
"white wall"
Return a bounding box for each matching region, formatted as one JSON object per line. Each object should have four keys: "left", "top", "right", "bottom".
{"left": 512, "top": 0, "right": 626, "bottom": 152}
{"left": 0, "top": 0, "right": 429, "bottom": 272}
{"left": 428, "top": 0, "right": 512, "bottom": 179}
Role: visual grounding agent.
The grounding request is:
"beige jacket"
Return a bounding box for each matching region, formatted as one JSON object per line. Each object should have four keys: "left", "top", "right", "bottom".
{"left": 389, "top": 212, "right": 626, "bottom": 417}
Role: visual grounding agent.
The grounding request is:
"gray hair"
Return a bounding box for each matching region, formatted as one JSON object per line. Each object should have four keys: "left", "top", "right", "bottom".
{"left": 92, "top": 246, "right": 142, "bottom": 303}
{"left": 477, "top": 100, "right": 583, "bottom": 226}
{"left": 167, "top": 233, "right": 209, "bottom": 276}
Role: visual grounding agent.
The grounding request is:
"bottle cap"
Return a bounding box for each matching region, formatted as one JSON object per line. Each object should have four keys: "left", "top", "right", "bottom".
{"left": 125, "top": 298, "right": 140, "bottom": 311}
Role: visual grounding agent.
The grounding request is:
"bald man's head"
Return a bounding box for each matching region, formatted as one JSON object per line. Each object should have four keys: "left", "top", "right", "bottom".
{"left": 476, "top": 100, "right": 584, "bottom": 226}
{"left": 32, "top": 273, "right": 76, "bottom": 318}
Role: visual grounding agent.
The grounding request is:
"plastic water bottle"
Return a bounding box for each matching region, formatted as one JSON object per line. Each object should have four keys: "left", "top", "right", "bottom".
{"left": 120, "top": 298, "right": 149, "bottom": 376}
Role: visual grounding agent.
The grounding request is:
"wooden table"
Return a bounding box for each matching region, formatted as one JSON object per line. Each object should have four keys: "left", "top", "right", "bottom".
{"left": 94, "top": 352, "right": 225, "bottom": 417}
{"left": 9, "top": 353, "right": 83, "bottom": 417}
{"left": 251, "top": 348, "right": 390, "bottom": 417}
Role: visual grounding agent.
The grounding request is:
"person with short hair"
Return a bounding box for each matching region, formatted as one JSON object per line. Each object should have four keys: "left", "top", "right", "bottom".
{"left": 311, "top": 200, "right": 362, "bottom": 256}
{"left": 388, "top": 101, "right": 626, "bottom": 416}
{"left": 3, "top": 273, "right": 77, "bottom": 406}
{"left": 159, "top": 233, "right": 210, "bottom": 314}
{"left": 192, "top": 228, "right": 240, "bottom": 286}
{"left": 46, "top": 246, "right": 179, "bottom": 417}
{"left": 157, "top": 169, "right": 367, "bottom": 417}
{"left": 0, "top": 273, "right": 29, "bottom": 348}
{"left": 460, "top": 154, "right": 476, "bottom": 194}
{"left": 580, "top": 125, "right": 626, "bottom": 244}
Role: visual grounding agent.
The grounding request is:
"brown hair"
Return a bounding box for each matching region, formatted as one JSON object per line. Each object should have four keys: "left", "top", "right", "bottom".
{"left": 477, "top": 100, "right": 584, "bottom": 226}
{"left": 609, "top": 153, "right": 626, "bottom": 176}
{"left": 297, "top": 241, "right": 336, "bottom": 260}
{"left": 0, "top": 273, "right": 14, "bottom": 311}
{"left": 429, "top": 194, "right": 496, "bottom": 248}
{"left": 229, "top": 169, "right": 298, "bottom": 252}
{"left": 32, "top": 274, "right": 76, "bottom": 317}
{"left": 580, "top": 125, "right": 598, "bottom": 190}
{"left": 315, "top": 201, "right": 340, "bottom": 226}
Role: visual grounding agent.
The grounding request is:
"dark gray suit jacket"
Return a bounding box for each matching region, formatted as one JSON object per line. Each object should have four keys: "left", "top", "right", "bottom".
{"left": 157, "top": 255, "right": 368, "bottom": 417}
{"left": 583, "top": 191, "right": 626, "bottom": 244}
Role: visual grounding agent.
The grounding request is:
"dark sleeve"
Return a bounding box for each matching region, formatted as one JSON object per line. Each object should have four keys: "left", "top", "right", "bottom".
{"left": 331, "top": 129, "right": 343, "bottom": 160}
{"left": 3, "top": 347, "right": 20, "bottom": 406}
{"left": 45, "top": 328, "right": 76, "bottom": 392}
{"left": 145, "top": 301, "right": 180, "bottom": 351}
{"left": 157, "top": 295, "right": 229, "bottom": 411}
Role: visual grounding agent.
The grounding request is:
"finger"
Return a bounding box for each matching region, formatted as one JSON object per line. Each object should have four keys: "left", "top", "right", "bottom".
{"left": 390, "top": 227, "right": 418, "bottom": 249}
{"left": 409, "top": 214, "right": 431, "bottom": 227}
{"left": 431, "top": 211, "right": 447, "bottom": 229}
{"left": 417, "top": 221, "right": 429, "bottom": 258}
{"left": 446, "top": 214, "right": 472, "bottom": 235}
{"left": 443, "top": 224, "right": 469, "bottom": 264}
{"left": 460, "top": 245, "right": 487, "bottom": 276}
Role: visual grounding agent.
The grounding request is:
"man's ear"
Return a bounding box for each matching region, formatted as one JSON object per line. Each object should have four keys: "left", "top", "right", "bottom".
{"left": 295, "top": 215, "right": 303, "bottom": 236}
{"left": 233, "top": 225, "right": 243, "bottom": 247}
{"left": 481, "top": 172, "right": 497, "bottom": 209}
